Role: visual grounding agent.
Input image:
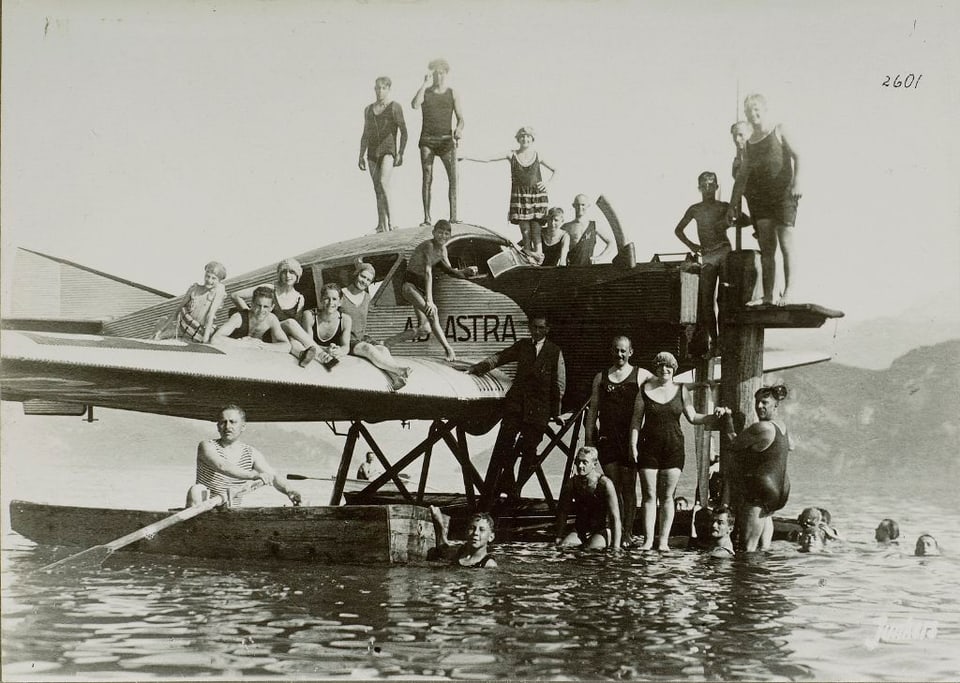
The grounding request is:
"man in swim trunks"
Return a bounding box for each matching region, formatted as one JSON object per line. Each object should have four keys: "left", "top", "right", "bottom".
{"left": 718, "top": 384, "right": 792, "bottom": 551}
{"left": 186, "top": 404, "right": 301, "bottom": 507}
{"left": 411, "top": 58, "right": 464, "bottom": 225}
{"left": 584, "top": 335, "right": 652, "bottom": 545}
{"left": 727, "top": 94, "right": 802, "bottom": 306}
{"left": 674, "top": 171, "right": 752, "bottom": 356}
{"left": 469, "top": 315, "right": 566, "bottom": 509}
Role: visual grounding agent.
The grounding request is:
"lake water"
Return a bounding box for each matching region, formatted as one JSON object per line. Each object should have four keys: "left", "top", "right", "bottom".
{"left": 2, "top": 407, "right": 959, "bottom": 681}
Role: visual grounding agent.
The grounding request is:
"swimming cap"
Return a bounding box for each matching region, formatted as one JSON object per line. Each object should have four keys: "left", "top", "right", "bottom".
{"left": 653, "top": 351, "right": 679, "bottom": 369}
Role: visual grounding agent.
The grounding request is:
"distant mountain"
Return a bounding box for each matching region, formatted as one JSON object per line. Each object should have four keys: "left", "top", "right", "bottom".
{"left": 776, "top": 339, "right": 960, "bottom": 476}
{"left": 833, "top": 288, "right": 960, "bottom": 369}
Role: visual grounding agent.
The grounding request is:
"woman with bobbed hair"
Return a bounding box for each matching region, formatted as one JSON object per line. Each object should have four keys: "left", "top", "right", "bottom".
{"left": 341, "top": 260, "right": 411, "bottom": 391}
{"left": 629, "top": 351, "right": 721, "bottom": 551}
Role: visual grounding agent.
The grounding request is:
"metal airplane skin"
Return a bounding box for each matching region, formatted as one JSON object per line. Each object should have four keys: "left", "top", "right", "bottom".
{"left": 1, "top": 222, "right": 830, "bottom": 425}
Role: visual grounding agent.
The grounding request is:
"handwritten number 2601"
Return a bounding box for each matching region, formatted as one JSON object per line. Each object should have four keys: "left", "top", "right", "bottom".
{"left": 882, "top": 74, "right": 922, "bottom": 88}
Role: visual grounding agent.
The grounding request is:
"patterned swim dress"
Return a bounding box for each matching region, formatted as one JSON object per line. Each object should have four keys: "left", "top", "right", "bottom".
{"left": 508, "top": 152, "right": 548, "bottom": 224}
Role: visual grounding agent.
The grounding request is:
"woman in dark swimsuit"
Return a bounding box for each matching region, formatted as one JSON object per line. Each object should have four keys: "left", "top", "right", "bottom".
{"left": 298, "top": 284, "right": 352, "bottom": 368}
{"left": 540, "top": 207, "right": 569, "bottom": 267}
{"left": 629, "top": 351, "right": 720, "bottom": 551}
{"left": 555, "top": 447, "right": 621, "bottom": 549}
{"left": 718, "top": 384, "right": 792, "bottom": 552}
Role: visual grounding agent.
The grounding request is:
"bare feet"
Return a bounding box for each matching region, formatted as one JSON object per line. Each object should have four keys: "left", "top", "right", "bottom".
{"left": 777, "top": 291, "right": 793, "bottom": 306}
{"left": 745, "top": 298, "right": 773, "bottom": 307}
{"left": 444, "top": 350, "right": 457, "bottom": 362}
{"left": 420, "top": 220, "right": 432, "bottom": 227}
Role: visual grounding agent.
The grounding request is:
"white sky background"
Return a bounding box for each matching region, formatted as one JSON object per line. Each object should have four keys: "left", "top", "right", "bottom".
{"left": 2, "top": 0, "right": 958, "bottom": 322}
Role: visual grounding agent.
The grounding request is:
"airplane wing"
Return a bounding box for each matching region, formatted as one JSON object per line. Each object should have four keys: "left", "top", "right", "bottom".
{"left": 0, "top": 330, "right": 509, "bottom": 429}
{"left": 673, "top": 349, "right": 834, "bottom": 384}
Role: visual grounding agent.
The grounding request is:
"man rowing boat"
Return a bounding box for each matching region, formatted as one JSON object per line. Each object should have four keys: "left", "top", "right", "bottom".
{"left": 185, "top": 404, "right": 302, "bottom": 507}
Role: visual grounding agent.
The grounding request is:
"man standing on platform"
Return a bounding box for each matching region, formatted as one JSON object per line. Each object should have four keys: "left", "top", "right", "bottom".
{"left": 467, "top": 315, "right": 566, "bottom": 509}
{"left": 412, "top": 58, "right": 464, "bottom": 226}
{"left": 584, "top": 336, "right": 652, "bottom": 546}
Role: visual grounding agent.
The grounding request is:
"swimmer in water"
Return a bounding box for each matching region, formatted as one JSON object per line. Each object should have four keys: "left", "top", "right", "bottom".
{"left": 875, "top": 518, "right": 900, "bottom": 545}
{"left": 704, "top": 506, "right": 736, "bottom": 557}
{"left": 428, "top": 506, "right": 498, "bottom": 568}
{"left": 717, "top": 384, "right": 792, "bottom": 552}
{"left": 797, "top": 526, "right": 827, "bottom": 553}
{"left": 914, "top": 534, "right": 941, "bottom": 557}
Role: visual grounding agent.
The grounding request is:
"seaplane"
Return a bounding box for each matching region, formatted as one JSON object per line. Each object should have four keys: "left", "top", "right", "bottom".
{"left": 1, "top": 202, "right": 843, "bottom": 566}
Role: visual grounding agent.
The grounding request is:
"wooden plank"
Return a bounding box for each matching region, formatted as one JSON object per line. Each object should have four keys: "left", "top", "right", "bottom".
{"left": 9, "top": 501, "right": 435, "bottom": 565}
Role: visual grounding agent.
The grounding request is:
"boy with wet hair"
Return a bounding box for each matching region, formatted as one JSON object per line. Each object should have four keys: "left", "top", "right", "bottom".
{"left": 674, "top": 171, "right": 751, "bottom": 356}
{"left": 412, "top": 58, "right": 464, "bottom": 225}
{"left": 429, "top": 505, "right": 497, "bottom": 568}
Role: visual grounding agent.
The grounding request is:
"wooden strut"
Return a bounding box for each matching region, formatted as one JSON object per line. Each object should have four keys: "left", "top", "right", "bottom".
{"left": 326, "top": 407, "right": 589, "bottom": 515}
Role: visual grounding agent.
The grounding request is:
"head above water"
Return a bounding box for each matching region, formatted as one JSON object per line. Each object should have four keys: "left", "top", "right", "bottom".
{"left": 798, "top": 527, "right": 826, "bottom": 553}
{"left": 798, "top": 507, "right": 822, "bottom": 529}
{"left": 915, "top": 534, "right": 941, "bottom": 556}
{"left": 875, "top": 519, "right": 900, "bottom": 543}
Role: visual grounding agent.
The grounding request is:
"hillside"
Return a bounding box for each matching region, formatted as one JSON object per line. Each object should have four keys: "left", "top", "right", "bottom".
{"left": 776, "top": 339, "right": 960, "bottom": 477}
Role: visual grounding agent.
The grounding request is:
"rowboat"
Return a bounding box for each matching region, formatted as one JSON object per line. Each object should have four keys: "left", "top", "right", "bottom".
{"left": 9, "top": 500, "right": 438, "bottom": 565}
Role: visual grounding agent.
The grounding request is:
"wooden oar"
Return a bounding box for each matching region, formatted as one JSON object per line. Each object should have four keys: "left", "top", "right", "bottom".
{"left": 37, "top": 480, "right": 264, "bottom": 572}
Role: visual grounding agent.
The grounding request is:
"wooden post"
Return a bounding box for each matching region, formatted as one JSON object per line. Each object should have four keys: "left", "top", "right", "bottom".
{"left": 330, "top": 421, "right": 361, "bottom": 506}
{"left": 718, "top": 250, "right": 765, "bottom": 508}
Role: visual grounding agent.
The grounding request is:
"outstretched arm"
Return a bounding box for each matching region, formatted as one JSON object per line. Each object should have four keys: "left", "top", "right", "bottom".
{"left": 467, "top": 340, "right": 521, "bottom": 375}
{"left": 211, "top": 312, "right": 243, "bottom": 341}
{"left": 153, "top": 287, "right": 191, "bottom": 339}
{"left": 458, "top": 154, "right": 509, "bottom": 163}
{"left": 251, "top": 447, "right": 301, "bottom": 504}
{"left": 681, "top": 385, "right": 719, "bottom": 426}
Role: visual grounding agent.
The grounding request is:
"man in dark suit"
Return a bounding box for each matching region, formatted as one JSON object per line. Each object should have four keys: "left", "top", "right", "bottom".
{"left": 467, "top": 315, "right": 566, "bottom": 509}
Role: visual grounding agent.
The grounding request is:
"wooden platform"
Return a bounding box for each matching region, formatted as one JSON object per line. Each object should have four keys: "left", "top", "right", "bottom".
{"left": 724, "top": 302, "right": 845, "bottom": 328}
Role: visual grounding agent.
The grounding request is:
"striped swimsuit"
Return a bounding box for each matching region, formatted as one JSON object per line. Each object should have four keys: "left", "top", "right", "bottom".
{"left": 196, "top": 440, "right": 254, "bottom": 497}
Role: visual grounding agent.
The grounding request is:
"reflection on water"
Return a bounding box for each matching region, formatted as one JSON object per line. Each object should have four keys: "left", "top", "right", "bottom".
{"left": 3, "top": 404, "right": 960, "bottom": 680}
{"left": 3, "top": 536, "right": 959, "bottom": 681}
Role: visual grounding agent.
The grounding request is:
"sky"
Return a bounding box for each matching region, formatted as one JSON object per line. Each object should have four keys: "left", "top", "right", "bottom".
{"left": 1, "top": 0, "right": 958, "bottom": 324}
